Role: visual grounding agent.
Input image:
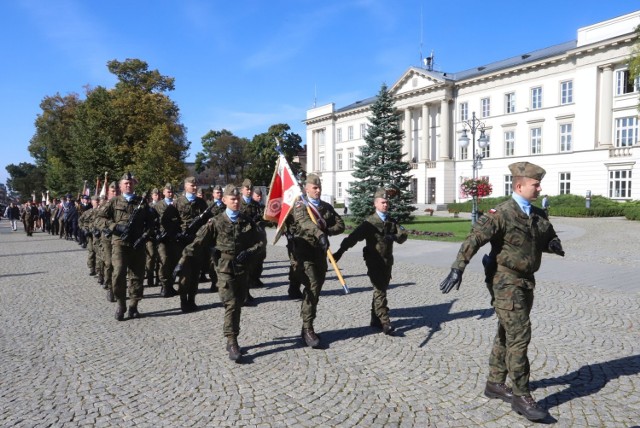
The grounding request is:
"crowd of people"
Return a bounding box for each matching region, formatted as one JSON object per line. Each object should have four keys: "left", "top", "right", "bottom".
{"left": 2, "top": 161, "right": 565, "bottom": 422}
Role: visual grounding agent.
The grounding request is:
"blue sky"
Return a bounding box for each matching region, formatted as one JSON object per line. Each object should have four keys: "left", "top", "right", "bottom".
{"left": 1, "top": 0, "right": 638, "bottom": 187}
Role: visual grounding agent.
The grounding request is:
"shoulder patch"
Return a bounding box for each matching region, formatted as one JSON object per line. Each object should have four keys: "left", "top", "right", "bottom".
{"left": 489, "top": 208, "right": 497, "bottom": 213}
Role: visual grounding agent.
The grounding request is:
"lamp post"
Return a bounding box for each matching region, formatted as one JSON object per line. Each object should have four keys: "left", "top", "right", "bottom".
{"left": 458, "top": 112, "right": 489, "bottom": 225}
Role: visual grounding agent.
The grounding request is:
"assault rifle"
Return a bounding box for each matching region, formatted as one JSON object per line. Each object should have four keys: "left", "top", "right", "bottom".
{"left": 178, "top": 206, "right": 214, "bottom": 244}
{"left": 115, "top": 193, "right": 148, "bottom": 245}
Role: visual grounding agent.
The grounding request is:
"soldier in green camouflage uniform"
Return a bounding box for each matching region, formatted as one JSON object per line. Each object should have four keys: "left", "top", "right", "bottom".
{"left": 94, "top": 182, "right": 118, "bottom": 300}
{"left": 174, "top": 176, "right": 210, "bottom": 312}
{"left": 144, "top": 189, "right": 160, "bottom": 288}
{"left": 78, "top": 195, "right": 100, "bottom": 276}
{"left": 240, "top": 179, "right": 267, "bottom": 291}
{"left": 174, "top": 184, "right": 265, "bottom": 361}
{"left": 439, "top": 162, "right": 565, "bottom": 422}
{"left": 207, "top": 185, "right": 226, "bottom": 292}
{"left": 154, "top": 183, "right": 181, "bottom": 298}
{"left": 99, "top": 172, "right": 153, "bottom": 321}
{"left": 333, "top": 188, "right": 407, "bottom": 335}
{"left": 285, "top": 174, "right": 345, "bottom": 348}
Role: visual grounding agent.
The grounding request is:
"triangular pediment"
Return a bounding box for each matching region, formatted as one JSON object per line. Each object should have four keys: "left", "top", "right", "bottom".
{"left": 389, "top": 67, "right": 447, "bottom": 96}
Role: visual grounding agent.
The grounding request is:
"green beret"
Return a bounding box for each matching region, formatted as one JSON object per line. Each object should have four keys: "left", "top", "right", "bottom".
{"left": 120, "top": 171, "right": 135, "bottom": 181}
{"left": 164, "top": 183, "right": 173, "bottom": 191}
{"left": 109, "top": 181, "right": 117, "bottom": 189}
{"left": 306, "top": 174, "right": 321, "bottom": 186}
{"left": 252, "top": 186, "right": 262, "bottom": 196}
{"left": 213, "top": 185, "right": 223, "bottom": 192}
{"left": 224, "top": 184, "right": 240, "bottom": 197}
{"left": 151, "top": 188, "right": 159, "bottom": 195}
{"left": 242, "top": 178, "right": 252, "bottom": 189}
{"left": 508, "top": 162, "right": 546, "bottom": 181}
{"left": 374, "top": 188, "right": 388, "bottom": 199}
{"left": 91, "top": 195, "right": 99, "bottom": 201}
{"left": 184, "top": 176, "right": 197, "bottom": 185}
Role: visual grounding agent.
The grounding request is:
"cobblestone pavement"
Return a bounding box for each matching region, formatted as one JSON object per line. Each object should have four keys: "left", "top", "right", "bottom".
{"left": 0, "top": 216, "right": 639, "bottom": 427}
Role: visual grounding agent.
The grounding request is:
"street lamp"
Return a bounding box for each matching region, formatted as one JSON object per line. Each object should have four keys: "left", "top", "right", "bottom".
{"left": 458, "top": 111, "right": 489, "bottom": 225}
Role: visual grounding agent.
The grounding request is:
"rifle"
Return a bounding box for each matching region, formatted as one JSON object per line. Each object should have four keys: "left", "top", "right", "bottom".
{"left": 115, "top": 193, "right": 148, "bottom": 245}
{"left": 179, "top": 206, "right": 214, "bottom": 244}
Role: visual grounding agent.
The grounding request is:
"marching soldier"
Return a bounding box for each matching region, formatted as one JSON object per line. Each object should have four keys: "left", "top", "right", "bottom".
{"left": 207, "top": 184, "right": 226, "bottom": 292}
{"left": 174, "top": 184, "right": 265, "bottom": 361}
{"left": 23, "top": 200, "right": 38, "bottom": 236}
{"left": 285, "top": 174, "right": 345, "bottom": 348}
{"left": 154, "top": 183, "right": 181, "bottom": 298}
{"left": 333, "top": 187, "right": 408, "bottom": 335}
{"left": 438, "top": 162, "right": 565, "bottom": 421}
{"left": 94, "top": 182, "right": 119, "bottom": 299}
{"left": 99, "top": 172, "right": 153, "bottom": 320}
{"left": 175, "top": 176, "right": 209, "bottom": 312}
{"left": 78, "top": 195, "right": 99, "bottom": 276}
{"left": 144, "top": 189, "right": 160, "bottom": 288}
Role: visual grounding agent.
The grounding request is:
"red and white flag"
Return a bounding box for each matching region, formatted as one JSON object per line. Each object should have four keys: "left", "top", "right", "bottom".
{"left": 264, "top": 154, "right": 301, "bottom": 243}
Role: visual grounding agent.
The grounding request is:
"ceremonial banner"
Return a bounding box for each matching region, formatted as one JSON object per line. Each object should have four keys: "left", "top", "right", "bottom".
{"left": 264, "top": 154, "right": 301, "bottom": 243}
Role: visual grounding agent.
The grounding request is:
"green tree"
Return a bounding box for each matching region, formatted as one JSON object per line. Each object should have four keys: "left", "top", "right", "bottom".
{"left": 244, "top": 123, "right": 303, "bottom": 186}
{"left": 348, "top": 83, "right": 416, "bottom": 223}
{"left": 629, "top": 23, "right": 640, "bottom": 110}
{"left": 194, "top": 129, "right": 248, "bottom": 185}
{"left": 28, "top": 93, "right": 82, "bottom": 195}
{"left": 5, "top": 162, "right": 46, "bottom": 201}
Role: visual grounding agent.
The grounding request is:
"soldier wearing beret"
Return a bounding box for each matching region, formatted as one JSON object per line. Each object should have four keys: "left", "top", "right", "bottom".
{"left": 439, "top": 161, "right": 565, "bottom": 421}
{"left": 239, "top": 179, "right": 265, "bottom": 302}
{"left": 78, "top": 195, "right": 100, "bottom": 276}
{"left": 285, "top": 173, "right": 345, "bottom": 348}
{"left": 174, "top": 176, "right": 210, "bottom": 312}
{"left": 98, "top": 172, "right": 154, "bottom": 320}
{"left": 154, "top": 183, "right": 181, "bottom": 298}
{"left": 174, "top": 184, "right": 265, "bottom": 361}
{"left": 94, "top": 182, "right": 119, "bottom": 297}
{"left": 332, "top": 187, "right": 408, "bottom": 335}
{"left": 143, "top": 189, "right": 161, "bottom": 288}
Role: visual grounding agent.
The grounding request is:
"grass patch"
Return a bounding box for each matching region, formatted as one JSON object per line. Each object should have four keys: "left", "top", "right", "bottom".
{"left": 344, "top": 215, "right": 471, "bottom": 242}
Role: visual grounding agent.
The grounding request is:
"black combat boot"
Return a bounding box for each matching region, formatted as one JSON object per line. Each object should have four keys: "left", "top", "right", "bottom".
{"left": 107, "top": 289, "right": 116, "bottom": 303}
{"left": 89, "top": 269, "right": 96, "bottom": 276}
{"left": 288, "top": 283, "right": 303, "bottom": 299}
{"left": 381, "top": 321, "right": 395, "bottom": 336}
{"left": 210, "top": 282, "right": 218, "bottom": 292}
{"left": 511, "top": 395, "right": 549, "bottom": 421}
{"left": 180, "top": 295, "right": 190, "bottom": 313}
{"left": 146, "top": 272, "right": 154, "bottom": 288}
{"left": 115, "top": 302, "right": 126, "bottom": 321}
{"left": 370, "top": 314, "right": 383, "bottom": 329}
{"left": 226, "top": 336, "right": 241, "bottom": 361}
{"left": 301, "top": 327, "right": 320, "bottom": 348}
{"left": 97, "top": 274, "right": 104, "bottom": 286}
{"left": 127, "top": 305, "right": 142, "bottom": 319}
{"left": 484, "top": 381, "right": 513, "bottom": 402}
{"left": 187, "top": 294, "right": 199, "bottom": 312}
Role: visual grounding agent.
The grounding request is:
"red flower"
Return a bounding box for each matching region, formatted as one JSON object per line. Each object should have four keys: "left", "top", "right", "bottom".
{"left": 461, "top": 178, "right": 493, "bottom": 198}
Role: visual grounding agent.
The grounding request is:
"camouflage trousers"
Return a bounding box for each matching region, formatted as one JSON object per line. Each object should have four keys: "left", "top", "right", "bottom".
{"left": 367, "top": 265, "right": 392, "bottom": 324}
{"left": 300, "top": 257, "right": 328, "bottom": 329}
{"left": 145, "top": 240, "right": 158, "bottom": 285}
{"left": 157, "top": 241, "right": 180, "bottom": 289}
{"left": 488, "top": 272, "right": 534, "bottom": 396}
{"left": 217, "top": 266, "right": 249, "bottom": 337}
{"left": 86, "top": 235, "right": 96, "bottom": 272}
{"left": 111, "top": 241, "right": 145, "bottom": 306}
{"left": 101, "top": 237, "right": 113, "bottom": 291}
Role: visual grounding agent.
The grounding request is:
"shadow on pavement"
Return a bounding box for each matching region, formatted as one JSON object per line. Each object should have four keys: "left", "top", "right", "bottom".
{"left": 389, "top": 300, "right": 495, "bottom": 347}
{"left": 0, "top": 271, "right": 48, "bottom": 278}
{"left": 532, "top": 354, "right": 640, "bottom": 410}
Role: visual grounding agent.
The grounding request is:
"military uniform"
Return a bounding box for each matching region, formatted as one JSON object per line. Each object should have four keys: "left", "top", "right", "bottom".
{"left": 144, "top": 189, "right": 160, "bottom": 288}
{"left": 178, "top": 184, "right": 265, "bottom": 360}
{"left": 174, "top": 177, "right": 210, "bottom": 311}
{"left": 154, "top": 183, "right": 181, "bottom": 297}
{"left": 335, "top": 188, "right": 407, "bottom": 333}
{"left": 440, "top": 161, "right": 564, "bottom": 421}
{"left": 286, "top": 174, "right": 345, "bottom": 347}
{"left": 23, "top": 202, "right": 38, "bottom": 236}
{"left": 240, "top": 181, "right": 267, "bottom": 288}
{"left": 99, "top": 173, "right": 153, "bottom": 320}
{"left": 207, "top": 185, "right": 226, "bottom": 291}
{"left": 78, "top": 196, "right": 98, "bottom": 275}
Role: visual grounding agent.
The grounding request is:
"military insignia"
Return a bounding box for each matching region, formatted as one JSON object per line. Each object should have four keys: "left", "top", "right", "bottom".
{"left": 489, "top": 208, "right": 497, "bottom": 213}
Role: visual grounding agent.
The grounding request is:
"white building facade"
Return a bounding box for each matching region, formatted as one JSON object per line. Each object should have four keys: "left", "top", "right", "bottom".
{"left": 305, "top": 11, "right": 640, "bottom": 206}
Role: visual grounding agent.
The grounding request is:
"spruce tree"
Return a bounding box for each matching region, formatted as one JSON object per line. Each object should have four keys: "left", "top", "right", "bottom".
{"left": 348, "top": 83, "right": 416, "bottom": 223}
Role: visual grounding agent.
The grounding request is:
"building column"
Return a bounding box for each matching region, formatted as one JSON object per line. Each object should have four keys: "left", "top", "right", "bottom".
{"left": 439, "top": 98, "right": 450, "bottom": 159}
{"left": 599, "top": 64, "right": 614, "bottom": 147}
{"left": 420, "top": 104, "right": 429, "bottom": 161}
{"left": 404, "top": 108, "right": 412, "bottom": 161}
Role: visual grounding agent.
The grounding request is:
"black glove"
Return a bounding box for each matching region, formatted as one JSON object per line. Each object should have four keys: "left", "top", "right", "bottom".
{"left": 318, "top": 234, "right": 329, "bottom": 252}
{"left": 549, "top": 240, "right": 565, "bottom": 257}
{"left": 172, "top": 263, "right": 184, "bottom": 282}
{"left": 332, "top": 248, "right": 345, "bottom": 262}
{"left": 235, "top": 250, "right": 250, "bottom": 263}
{"left": 102, "top": 228, "right": 112, "bottom": 238}
{"left": 439, "top": 268, "right": 463, "bottom": 294}
{"left": 384, "top": 234, "right": 396, "bottom": 243}
{"left": 113, "top": 223, "right": 128, "bottom": 237}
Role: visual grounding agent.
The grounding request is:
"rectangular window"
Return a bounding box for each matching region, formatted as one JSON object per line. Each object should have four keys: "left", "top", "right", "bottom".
{"left": 336, "top": 152, "right": 343, "bottom": 170}
{"left": 319, "top": 156, "right": 325, "bottom": 171}
{"left": 559, "top": 172, "right": 571, "bottom": 195}
{"left": 504, "top": 130, "right": 515, "bottom": 156}
{"left": 348, "top": 151, "right": 354, "bottom": 169}
{"left": 609, "top": 170, "right": 632, "bottom": 198}
{"left": 505, "top": 92, "right": 516, "bottom": 114}
{"left": 360, "top": 123, "right": 367, "bottom": 138}
{"left": 615, "top": 117, "right": 638, "bottom": 147}
{"left": 560, "top": 123, "right": 572, "bottom": 152}
{"left": 460, "top": 146, "right": 468, "bottom": 160}
{"left": 481, "top": 134, "right": 490, "bottom": 158}
{"left": 316, "top": 129, "right": 325, "bottom": 148}
{"left": 561, "top": 80, "right": 573, "bottom": 104}
{"left": 530, "top": 127, "right": 542, "bottom": 154}
{"left": 504, "top": 175, "right": 513, "bottom": 196}
{"left": 336, "top": 128, "right": 342, "bottom": 143}
{"left": 616, "top": 69, "right": 638, "bottom": 95}
{"left": 337, "top": 182, "right": 342, "bottom": 198}
{"left": 347, "top": 126, "right": 354, "bottom": 141}
{"left": 481, "top": 98, "right": 490, "bottom": 118}
{"left": 531, "top": 86, "right": 542, "bottom": 109}
{"left": 460, "top": 102, "right": 468, "bottom": 121}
